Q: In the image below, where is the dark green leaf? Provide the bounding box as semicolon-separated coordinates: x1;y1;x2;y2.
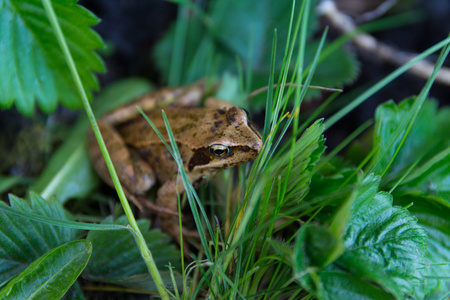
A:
307;40;360;88
316;269;395;300
153;0;358;95
293;175;428;298
0;0;104;115
294;225;341;271
372;99;449;177
0;240;92;299
0;193;82;286
305;157;358;219
31;79;153;203
395;195;450;298
84;216;181;291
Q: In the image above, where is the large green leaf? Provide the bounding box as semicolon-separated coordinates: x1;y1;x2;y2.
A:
315;269;395;300
0;193;82;286
338;192;427;298
372;99;449;177
31;78;152;203
293;175;428;299
84;216;182;291
0;0;104;115
0;240;92;299
395;195;450;298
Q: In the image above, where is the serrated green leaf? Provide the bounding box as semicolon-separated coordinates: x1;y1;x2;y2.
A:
269;119;326;212
84;215;181;291
0;0;105;115
293;175;429;298
0;199;127;231
395;195;450;298
372;99;448;178
32;78;152;203
0;193;82;286
0;240;92;299
338;180;428;297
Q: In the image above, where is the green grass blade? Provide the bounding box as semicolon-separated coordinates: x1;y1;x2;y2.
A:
161;110;214;260
0;201;126;231
40;1;169;298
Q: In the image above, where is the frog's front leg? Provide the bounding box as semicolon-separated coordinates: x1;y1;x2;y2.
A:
156;179;200;246
88;122;156;210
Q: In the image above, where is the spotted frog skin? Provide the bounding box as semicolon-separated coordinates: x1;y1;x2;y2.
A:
88;82;262;244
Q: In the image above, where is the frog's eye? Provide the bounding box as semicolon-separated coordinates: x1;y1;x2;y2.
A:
208;144;229;158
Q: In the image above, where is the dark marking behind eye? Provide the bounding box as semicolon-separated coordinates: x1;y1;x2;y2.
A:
188;148;212;171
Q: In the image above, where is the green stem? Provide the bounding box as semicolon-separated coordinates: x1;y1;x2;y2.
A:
40;1;169;299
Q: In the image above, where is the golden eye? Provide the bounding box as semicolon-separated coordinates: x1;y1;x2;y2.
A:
208;144;229;158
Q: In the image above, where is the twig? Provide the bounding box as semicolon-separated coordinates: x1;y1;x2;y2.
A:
355;0;399;23
317;0;450;87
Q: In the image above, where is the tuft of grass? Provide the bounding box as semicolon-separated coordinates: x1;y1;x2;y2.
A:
151;1;450;298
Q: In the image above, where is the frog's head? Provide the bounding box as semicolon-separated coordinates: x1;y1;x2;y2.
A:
188;106;262;171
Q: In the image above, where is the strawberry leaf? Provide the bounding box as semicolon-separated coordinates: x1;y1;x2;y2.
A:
0;240;91;299
0;193;82;286
0;0;104;115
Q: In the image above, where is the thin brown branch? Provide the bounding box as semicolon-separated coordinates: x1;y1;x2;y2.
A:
317;0;450;87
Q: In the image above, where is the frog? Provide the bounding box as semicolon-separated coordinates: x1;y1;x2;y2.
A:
87;81;262;246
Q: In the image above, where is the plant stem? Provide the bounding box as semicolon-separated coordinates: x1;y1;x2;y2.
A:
40;1;169;299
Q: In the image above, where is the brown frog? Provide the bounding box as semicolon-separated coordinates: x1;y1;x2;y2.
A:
88;81;262;244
